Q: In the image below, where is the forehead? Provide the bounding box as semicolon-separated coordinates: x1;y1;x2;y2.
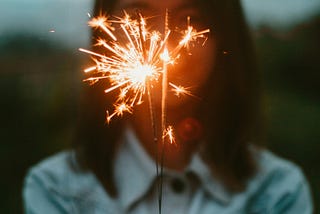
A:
114;0;194;12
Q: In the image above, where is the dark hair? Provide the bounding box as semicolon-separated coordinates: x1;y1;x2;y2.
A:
73;0;262;196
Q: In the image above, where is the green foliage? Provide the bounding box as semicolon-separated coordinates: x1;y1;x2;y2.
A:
0;35;83;213
255;14;320;212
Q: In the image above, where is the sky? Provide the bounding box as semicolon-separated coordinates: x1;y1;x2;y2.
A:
241;0;320;28
0;0;319;48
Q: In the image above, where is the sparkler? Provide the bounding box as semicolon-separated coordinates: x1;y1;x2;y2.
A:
79;12;208;123
79;11;209;214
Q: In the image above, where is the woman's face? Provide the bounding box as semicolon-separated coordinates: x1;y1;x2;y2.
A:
113;0;216;108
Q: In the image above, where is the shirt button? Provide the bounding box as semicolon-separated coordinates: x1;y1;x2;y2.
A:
170;178;186;194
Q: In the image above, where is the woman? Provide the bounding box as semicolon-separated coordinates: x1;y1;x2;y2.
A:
23;0;313;213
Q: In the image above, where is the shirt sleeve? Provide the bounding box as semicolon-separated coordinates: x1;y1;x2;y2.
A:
23;168;72;214
272;168;313;214
247;151;314;214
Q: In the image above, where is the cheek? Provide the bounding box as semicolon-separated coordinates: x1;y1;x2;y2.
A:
169;40;216;93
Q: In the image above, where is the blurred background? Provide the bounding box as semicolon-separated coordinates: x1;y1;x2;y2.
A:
0;0;319;212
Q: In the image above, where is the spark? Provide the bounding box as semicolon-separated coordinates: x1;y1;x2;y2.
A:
179;26;210;48
106;102;133;123
178;16;210;50
169;82;199;99
80;12;209;123
88;16;117;41
163;126;176;145
160;48;170;63
84;66;96;73
169;82;192;97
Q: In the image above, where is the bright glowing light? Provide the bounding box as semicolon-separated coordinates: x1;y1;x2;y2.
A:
160;48;170;63
80;12;209;123
169;82;198;98
179;16;210;50
163;126;176;145
106;102;133;123
88;16;117;41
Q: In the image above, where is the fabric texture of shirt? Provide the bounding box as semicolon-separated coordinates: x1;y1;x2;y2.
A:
23;128;313;213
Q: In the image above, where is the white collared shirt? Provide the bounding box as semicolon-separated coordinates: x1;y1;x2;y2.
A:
23;128;313;213
114;128;233;213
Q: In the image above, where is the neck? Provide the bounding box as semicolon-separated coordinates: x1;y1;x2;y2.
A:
131;102;200;171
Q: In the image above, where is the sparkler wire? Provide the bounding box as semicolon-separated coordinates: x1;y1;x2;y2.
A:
158;9;170;214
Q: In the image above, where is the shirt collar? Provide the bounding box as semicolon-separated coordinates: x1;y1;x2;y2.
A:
187;154;232;204
114;127;157;211
114;127;232;211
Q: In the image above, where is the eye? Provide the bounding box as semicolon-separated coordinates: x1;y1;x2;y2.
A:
170;8;206;29
113;1;157;18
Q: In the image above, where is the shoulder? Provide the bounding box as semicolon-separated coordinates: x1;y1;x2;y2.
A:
245;148;313;213
23;151;117;213
24;151;92;197
254;148;306;184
